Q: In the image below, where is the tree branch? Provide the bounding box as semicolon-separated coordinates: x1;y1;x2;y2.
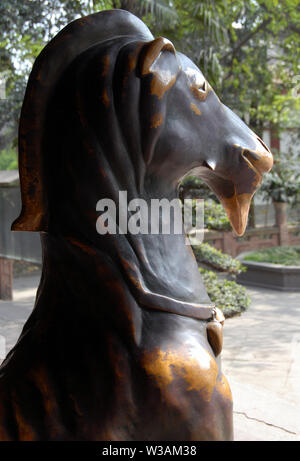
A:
220;17;272;63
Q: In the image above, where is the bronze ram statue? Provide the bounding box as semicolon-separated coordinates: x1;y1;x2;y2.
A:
0;9;272;440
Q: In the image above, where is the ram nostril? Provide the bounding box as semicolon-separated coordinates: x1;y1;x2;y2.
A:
243;149;260;162
243;148;273;174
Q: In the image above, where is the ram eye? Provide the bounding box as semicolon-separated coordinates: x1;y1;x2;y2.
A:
185;67;208;100
192;79;207;100
197;80;206;92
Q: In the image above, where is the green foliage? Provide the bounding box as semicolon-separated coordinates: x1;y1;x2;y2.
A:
193;243;245;274
244;245;300;266
217;0;300;131
180;176;216;200
1;0;300;151
153;0;228;83
180;179;231;231
181;194;231;232
200;267;251;318
0;146;17;170
116;0;178;26
204;199;231;231
260;148;300;203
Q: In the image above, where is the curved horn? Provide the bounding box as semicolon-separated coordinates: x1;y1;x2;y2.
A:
12;9;153;231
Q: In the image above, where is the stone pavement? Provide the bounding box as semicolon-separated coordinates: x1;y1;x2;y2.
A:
0;273;299;441
222;287;300;441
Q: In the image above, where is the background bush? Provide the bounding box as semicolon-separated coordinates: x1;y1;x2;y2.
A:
244;245;300;266
192;242;245;274
200;268;251;318
0;146;17;170
204;199;231;231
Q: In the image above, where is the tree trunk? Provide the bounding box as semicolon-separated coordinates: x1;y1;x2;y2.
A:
274;201;287;227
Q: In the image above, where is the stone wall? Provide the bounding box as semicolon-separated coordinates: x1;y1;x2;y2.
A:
204;225;300;258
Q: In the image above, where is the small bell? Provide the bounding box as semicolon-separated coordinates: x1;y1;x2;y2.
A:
207;307;224;357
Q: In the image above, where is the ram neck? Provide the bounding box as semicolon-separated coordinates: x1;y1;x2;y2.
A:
30;183;212;336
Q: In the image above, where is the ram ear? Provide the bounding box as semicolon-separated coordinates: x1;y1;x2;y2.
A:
139;37;179;100
140;37;176;75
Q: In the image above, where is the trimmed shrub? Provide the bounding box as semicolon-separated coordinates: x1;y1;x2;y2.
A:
200;268;251;318
193;243;246;274
204;199;231;231
243;245;300;266
180;176;216;200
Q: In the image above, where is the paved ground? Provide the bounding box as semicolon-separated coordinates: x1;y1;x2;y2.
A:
0;273;299;441
222;287;300;441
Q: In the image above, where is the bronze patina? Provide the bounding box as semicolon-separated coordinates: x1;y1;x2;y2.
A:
0;10;272;441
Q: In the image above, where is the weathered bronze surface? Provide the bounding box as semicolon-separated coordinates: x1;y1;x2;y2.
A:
0;10;272;441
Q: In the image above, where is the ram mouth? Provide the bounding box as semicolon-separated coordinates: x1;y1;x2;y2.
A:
188;163;262;236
